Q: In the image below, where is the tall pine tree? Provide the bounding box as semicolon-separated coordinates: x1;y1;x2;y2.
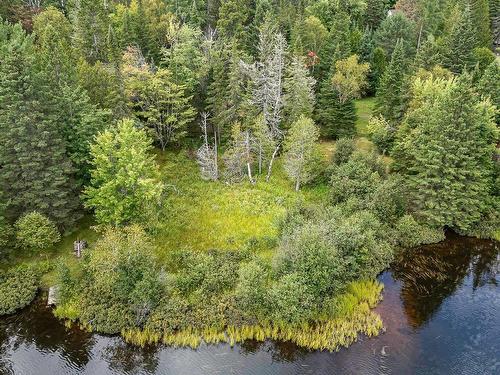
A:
0;22;80;229
470;0;492;48
375;39;409;125
393;74;498;231
316;70;357;139
444;4;478;73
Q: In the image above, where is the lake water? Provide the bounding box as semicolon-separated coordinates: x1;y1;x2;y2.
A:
1;234;499;375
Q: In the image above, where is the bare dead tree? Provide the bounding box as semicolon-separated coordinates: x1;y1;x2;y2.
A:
240;28;287;182
196;112;218;181
244;130;255;184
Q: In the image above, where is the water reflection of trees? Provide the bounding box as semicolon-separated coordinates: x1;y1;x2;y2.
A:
391;235;499;329
240;339;309;362
0;293;96;370
102;340;159;374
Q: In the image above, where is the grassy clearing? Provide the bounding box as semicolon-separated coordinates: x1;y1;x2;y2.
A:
355;97;375;136
153;150;327;260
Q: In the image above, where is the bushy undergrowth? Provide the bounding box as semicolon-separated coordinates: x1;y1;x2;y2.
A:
55;221;386;351
0;263;47;315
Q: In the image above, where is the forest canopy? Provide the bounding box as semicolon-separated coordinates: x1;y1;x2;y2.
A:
0;0;498;352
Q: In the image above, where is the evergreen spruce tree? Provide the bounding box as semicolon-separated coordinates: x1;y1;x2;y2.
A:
470;0;492;48
0;22;80;229
365;0;386;29
207;42;250;143
419;0;447;38
55;84;111;186
375;39;409;125
283;56;316;127
316;70;357;139
393;74;498;231
477;60;500;123
414;35;443;70
489;0;499;52
217;0;253;50
71;0;111;63
316;12;351;82
374;12;417;58
444;4;478;73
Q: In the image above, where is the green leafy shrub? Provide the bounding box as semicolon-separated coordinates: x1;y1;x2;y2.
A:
456;201;500;240
330;151;385;204
332;137;355;165
269;272;314;324
234;259;270;320
62;226;162;334
366;115;395;153
275;222;347;299
394;215;445;248
14;211;60;253
0;216;14;259
367;175;408;224
0;264;39;315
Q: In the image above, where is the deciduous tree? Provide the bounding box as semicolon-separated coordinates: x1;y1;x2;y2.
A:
84;119;163;226
283;116;320;191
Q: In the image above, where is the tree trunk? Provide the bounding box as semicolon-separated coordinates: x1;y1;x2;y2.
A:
266;143;280;182
214;127;218;180
245;131;255;184
258;144;262;174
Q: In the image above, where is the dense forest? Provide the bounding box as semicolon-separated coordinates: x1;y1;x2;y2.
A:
0;0;498;351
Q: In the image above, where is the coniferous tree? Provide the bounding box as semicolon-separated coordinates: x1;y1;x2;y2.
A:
365;0;387;29
217;0;253;49
419;0;447;38
371;46;387;92
167;0;207;27
207;42;250;143
393;74;498;232
375;12;417;58
32;7;110;187
414;35;443;70
444;4;478;73
316;73;357;139
476;60;500;123
316;13;351;82
490;0;499;51
0;22;80;229
71;0;111;63
283;56;316;127
55;84;111;186
375;39;409;125
470;0;492;48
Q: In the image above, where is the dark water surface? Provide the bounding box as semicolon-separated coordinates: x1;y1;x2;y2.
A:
1;235;499;375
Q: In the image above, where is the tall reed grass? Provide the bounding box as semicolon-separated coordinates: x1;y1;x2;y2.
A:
120;280;384;351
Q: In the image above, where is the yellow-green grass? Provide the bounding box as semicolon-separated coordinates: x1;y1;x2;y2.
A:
355;97;376;136
153;150;327;260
